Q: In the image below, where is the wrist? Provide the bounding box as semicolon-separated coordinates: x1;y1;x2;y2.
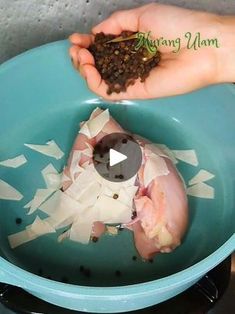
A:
214;15;235;84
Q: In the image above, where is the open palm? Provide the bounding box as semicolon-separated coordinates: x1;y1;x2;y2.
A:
69;3;222;100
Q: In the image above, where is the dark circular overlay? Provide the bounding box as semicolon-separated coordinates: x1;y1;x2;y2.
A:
93;133;142;182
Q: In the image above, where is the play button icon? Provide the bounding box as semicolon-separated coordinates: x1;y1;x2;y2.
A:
109;149;127;167
93;133;142;182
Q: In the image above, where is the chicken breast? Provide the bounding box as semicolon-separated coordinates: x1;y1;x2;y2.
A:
61;107;188;258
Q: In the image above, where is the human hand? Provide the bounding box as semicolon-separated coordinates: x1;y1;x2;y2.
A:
69;3;235;100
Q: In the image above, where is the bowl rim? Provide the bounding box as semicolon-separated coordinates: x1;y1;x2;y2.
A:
0;40;234;297
0;235;234;297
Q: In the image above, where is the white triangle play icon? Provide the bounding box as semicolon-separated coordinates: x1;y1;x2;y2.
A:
109;149;127;167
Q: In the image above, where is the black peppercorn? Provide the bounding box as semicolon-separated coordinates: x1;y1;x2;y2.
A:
88;31;160;95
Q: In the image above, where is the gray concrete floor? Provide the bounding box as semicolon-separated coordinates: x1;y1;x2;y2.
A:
1;0;235;64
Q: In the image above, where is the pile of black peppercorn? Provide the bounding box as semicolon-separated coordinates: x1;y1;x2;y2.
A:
88;31;161;95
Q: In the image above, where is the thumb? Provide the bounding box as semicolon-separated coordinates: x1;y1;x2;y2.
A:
92;4;153;35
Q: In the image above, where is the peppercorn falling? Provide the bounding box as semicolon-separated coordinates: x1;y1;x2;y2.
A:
88;31;161;95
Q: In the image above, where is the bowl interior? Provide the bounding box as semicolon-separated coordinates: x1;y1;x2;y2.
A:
0;41;234;286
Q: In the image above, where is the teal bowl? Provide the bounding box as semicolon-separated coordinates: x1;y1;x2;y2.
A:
0;40;234;312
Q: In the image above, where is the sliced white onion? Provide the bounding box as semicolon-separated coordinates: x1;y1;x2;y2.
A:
0;155;27;168
81;143;93;157
187;182;214;199
58;229;71;243
155;144;178;164
69;150;83;182
90;107;102;119
188;170;215;186
144;154;169;187
38;190;61;215
95;172;137;192
79;123;90;137
79;109;110;138
8;217;55;249
27;188;56;215
95;195;132;224
61;173;71;184
8;229;36;249
44;212;77;230
70;219;93;244
77;181;102;207
172;150;198;166
23;200;32;209
65;169;96;200
85;142;94;152
118;186;139;207
27;216;56;236
145;144;168;158
39;190;83;217
0;179;23;201
24;140;64;160
41;163;61;189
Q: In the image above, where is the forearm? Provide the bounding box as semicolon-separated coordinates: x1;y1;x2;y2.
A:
215;16;235;83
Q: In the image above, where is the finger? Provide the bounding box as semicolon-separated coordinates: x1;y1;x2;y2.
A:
81;65;150;100
92;3;155;35
78;48;95;66
69;33;94;48
81;64;104;94
69;45;82;69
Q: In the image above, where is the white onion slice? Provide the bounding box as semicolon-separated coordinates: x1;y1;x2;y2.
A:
61;173;71;184
155;144;178;164
188;170;215;186
79;123;90;137
90;107;101;119
41;163;61;189
145;144;168;158
44;212;77;230
58;229;71;243
23;200;32;209
38;190;61;215
39;190;83;216
69;150;83;181
81;143;93;157
79;109;110;138
144;154;169;187
27;216;56;236
77;181;102;207
8;217;55;249
172;150;198;166
24;140;64;160
65;169;96;200
118;186;139;207
95;195;132;224
8;230;36;249
70;219;93;244
0;155;27;168
187;182;214;199
27;188;56;215
0;179;23;201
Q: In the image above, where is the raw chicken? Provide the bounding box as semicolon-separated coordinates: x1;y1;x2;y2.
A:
132;157;188;259
61;107;188;259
